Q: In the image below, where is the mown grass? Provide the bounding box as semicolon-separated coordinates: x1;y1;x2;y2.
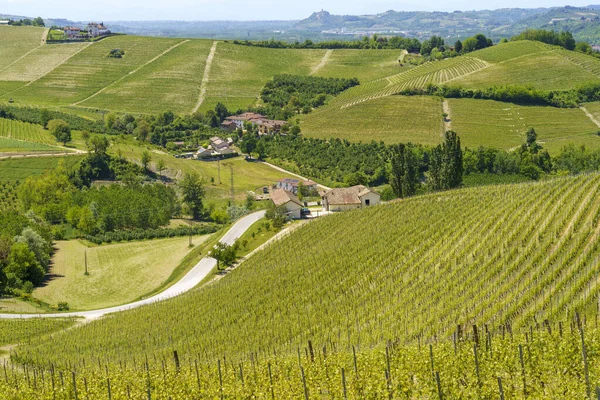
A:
79;40;214;114
34;235;210;311
0;137;63;153
301;95;444;144
448;98;600;152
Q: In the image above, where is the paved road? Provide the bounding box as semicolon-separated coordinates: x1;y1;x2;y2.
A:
0;211;265;320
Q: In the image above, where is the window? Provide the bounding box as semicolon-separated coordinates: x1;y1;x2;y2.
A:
365;199;370;206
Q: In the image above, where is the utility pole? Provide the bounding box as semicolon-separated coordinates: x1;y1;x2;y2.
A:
84;249;89;275
218;159;221;184
230;164;234;203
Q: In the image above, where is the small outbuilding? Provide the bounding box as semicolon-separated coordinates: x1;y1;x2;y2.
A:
271;189;303;219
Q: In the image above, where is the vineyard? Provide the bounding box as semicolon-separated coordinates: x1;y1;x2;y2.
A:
0;138;61;153
0;118;56;146
0;319;76;347
0;26;45;71
0;173;595;397
447;98;600;152
0;156;84;182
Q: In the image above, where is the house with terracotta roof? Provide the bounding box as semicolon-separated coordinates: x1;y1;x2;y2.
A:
224;112;287;134
88;22;110;37
321;185;380;212
225;113;266;128
277;178;317;195
64;26;81;38
271;189;303;219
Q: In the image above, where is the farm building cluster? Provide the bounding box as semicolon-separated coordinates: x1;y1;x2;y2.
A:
270;180;381;219
176;137;237;160
63;23;111;39
221;112;287;135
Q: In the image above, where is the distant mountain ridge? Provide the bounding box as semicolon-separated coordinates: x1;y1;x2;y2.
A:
5;5;600;43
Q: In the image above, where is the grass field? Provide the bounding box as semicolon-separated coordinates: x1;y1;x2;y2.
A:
11;173;600;399
301;95;444;144
448;98;600;152
34;235;210;310
0;156;84;182
0;26;44;71
469;40;551;63
78;40;214;114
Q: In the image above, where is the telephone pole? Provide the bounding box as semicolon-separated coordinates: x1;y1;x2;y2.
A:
84;249;89;275
218;159;221;184
230;164;234;203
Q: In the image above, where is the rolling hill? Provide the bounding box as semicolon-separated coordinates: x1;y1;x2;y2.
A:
8;173;600;398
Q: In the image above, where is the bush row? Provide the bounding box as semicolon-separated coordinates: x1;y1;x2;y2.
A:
83;224;220;244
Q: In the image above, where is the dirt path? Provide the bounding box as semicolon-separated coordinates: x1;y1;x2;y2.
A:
580;106;600;128
398;49;408;64
260;161;331;191
192;41;218;113
310;49;333;75
41;28;49;44
442;99;452;133
72;40;190;107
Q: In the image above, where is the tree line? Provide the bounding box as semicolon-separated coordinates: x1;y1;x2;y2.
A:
3;17;44;27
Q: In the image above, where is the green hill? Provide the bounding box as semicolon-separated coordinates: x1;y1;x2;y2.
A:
8;173;600;397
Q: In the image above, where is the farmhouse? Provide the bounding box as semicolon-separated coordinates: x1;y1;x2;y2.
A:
64;26;81;38
321;185;380;212
220;120;237;132
277;178;317;195
210;136;229;151
271;189;303;219
88;22;110;37
0;21;9;26
224;113;287;134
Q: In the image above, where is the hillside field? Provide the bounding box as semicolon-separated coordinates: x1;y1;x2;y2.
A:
6;173;600;398
34;235;210;311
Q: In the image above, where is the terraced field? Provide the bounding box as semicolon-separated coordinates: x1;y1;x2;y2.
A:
301;95;444;144
448;98;600;152
471;40;551;63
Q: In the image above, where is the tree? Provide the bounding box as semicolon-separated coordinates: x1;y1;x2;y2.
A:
14;228;50;271
211;241;237;270
454;40;463;53
390;143;419;198
134;120;150;142
576;41;592;54
214;103;229;122
88;135;110;154
5;242;45;288
440;130;463;189
33;17;45;27
141;151;152;171
180;173;205;220
40;108;51;129
105;113;117;130
48;119;71;146
156;159;166;179
462;37;478;53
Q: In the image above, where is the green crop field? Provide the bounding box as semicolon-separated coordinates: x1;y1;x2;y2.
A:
78;40;214;114
301;95;444;144
0;319;76;346
312;48;408;82
0;26;45;71
5;173;600;398
0;35;182;107
0;117;56;145
0;137;62;153
448;98;600;152
0;42;88;83
34;235;210;311
201;43;326;111
469;40;551;63
0;155;84;182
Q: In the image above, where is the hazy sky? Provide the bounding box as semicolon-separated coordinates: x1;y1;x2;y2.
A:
0;0;595;21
